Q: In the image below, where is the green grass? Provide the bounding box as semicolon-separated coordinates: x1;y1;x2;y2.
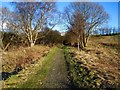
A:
4;47;59;88
17;47;58;88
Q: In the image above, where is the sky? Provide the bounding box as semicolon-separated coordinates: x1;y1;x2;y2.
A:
56;2;118;32
0;1;119;32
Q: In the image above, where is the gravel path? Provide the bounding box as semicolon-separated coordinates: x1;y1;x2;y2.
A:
42;49;71;88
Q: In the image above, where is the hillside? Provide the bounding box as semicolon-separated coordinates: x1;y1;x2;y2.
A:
65;35;120;88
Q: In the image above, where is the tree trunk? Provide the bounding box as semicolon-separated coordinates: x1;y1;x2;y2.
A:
83;32;86;47
86;36;89;45
3;43;10;51
30;42;35;47
3;35;14;51
77;41;80;51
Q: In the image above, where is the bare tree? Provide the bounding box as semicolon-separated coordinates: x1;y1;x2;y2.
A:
64;2;109;49
13;2;59;47
0;7;8;48
71;12;86;50
0;7;16;51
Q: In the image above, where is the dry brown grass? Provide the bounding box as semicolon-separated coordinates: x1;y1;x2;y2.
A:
70;35;120;87
2;45;50;72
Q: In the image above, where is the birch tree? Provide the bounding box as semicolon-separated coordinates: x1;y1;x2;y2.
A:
14;2;58;47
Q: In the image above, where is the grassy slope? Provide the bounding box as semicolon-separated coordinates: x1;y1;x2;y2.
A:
64;46;103;88
64;35;120;88
3;47;59;88
86;35;119;87
2;45;50;72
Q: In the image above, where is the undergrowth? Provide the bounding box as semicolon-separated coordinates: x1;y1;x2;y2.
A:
64;46;104;88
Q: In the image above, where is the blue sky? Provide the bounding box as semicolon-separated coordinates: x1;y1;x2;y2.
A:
0;1;118;32
99;2;118;28
56;2;118;32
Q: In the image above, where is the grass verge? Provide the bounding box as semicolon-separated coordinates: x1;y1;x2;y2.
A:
64;47;104;88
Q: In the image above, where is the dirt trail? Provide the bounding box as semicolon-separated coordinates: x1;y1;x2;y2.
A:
42;48;71;88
